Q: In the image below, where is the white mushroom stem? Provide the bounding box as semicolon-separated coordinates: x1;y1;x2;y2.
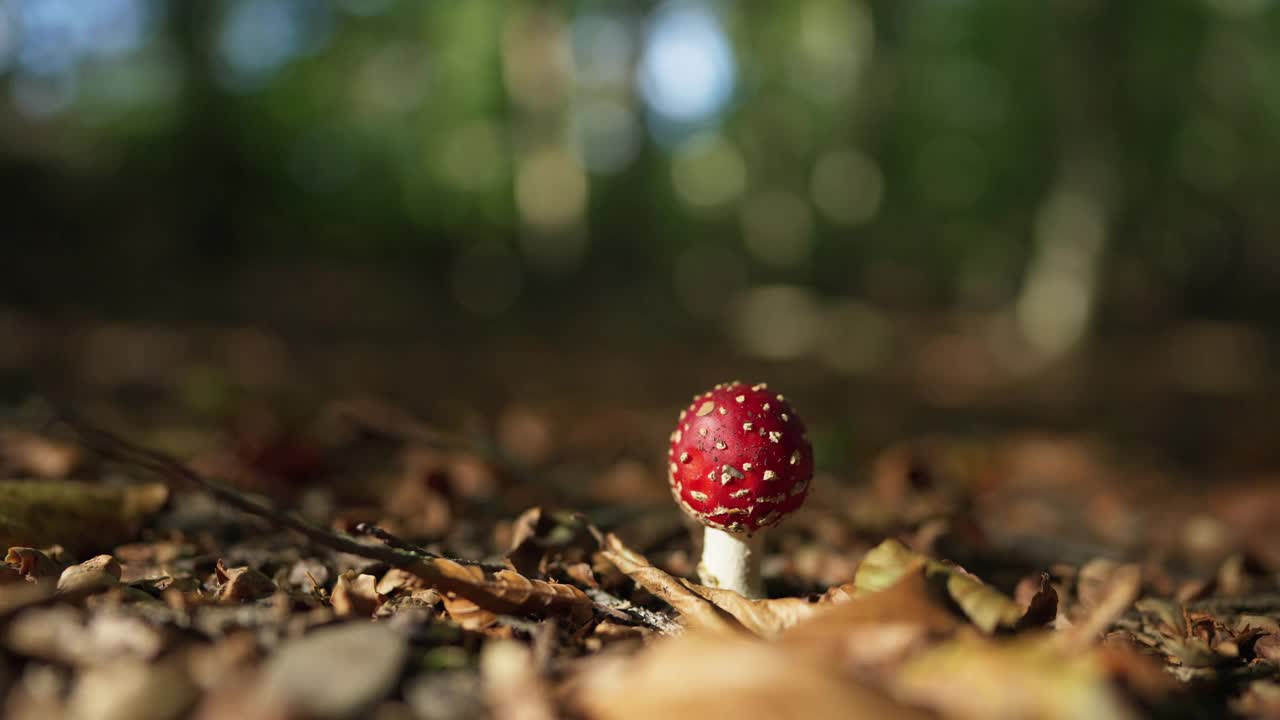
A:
697;526;764;598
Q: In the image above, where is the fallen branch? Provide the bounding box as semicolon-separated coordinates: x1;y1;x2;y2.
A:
64;418;594;625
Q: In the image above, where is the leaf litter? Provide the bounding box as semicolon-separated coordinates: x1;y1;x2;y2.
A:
0;408;1272;719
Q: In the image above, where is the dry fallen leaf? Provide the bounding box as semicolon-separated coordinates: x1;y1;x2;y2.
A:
781;566;961;672
0;430;84;479
214;560;276;602
248;622;409;719
6;547;65;580
1059;562;1141;649
435;561;593;631
57;555;122;597
602;533;821;636
569;631;932;720
331;571;384;618
892;633;1142;720
481;640;556;720
0;480;168;556
852;539;1037;633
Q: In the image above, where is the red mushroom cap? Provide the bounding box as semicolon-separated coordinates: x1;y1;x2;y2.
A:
667;381;814;535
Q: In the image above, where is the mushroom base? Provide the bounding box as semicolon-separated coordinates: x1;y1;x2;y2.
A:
697;526;764;598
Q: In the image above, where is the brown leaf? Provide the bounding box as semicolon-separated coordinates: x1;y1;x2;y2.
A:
600;532;744;635
600;533;826;636
0;480;168;556
1059;563;1141;649
248;622;409;719
331;571;384;618
5;547;65;580
569;631;932;720
56;554;122;597
0;429;83;479
781;567;961;672
214;560;276;602
506;507;601;579
1256;634;1280;662
893;633;1142;720
1014;572;1059;629
851;539;1026;633
481;640;556;720
434;561;592;631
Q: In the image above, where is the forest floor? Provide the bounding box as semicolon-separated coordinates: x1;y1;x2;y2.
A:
0;328;1278;719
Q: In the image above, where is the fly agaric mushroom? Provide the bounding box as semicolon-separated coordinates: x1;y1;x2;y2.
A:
667;381;814;598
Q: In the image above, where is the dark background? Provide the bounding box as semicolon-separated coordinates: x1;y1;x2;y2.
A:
2;0;1279;475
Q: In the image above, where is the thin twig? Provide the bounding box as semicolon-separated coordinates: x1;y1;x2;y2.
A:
351;522;508;572
586;587;681;634
61;417;591;620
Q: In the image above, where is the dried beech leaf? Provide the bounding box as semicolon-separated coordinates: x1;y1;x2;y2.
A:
853;539;1025;633
601;533;744;635
507;506;601;578
331;572;384;618
56;555;122;597
5;547;65;580
570;631;932;720
680;584;821;636
0;430;83;479
602;534;825;636
434;561;592;630
1059;563;1140;649
214;560;276;602
481;640;556;720
782;567;960;663
893;634;1142;720
0;480;168;556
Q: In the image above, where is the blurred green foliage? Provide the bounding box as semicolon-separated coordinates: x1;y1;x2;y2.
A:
2;0;1279;329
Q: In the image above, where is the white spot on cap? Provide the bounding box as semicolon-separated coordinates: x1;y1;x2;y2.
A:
742;462;753;471
751;383;767;391
696;401;715;417
780;413;789;422
742;422;753;431
735;395;745;403
721;464;744;481
763;403;771;411
679;452;690;463
690;490;708;502
718;406;727;415
768;431;782;443
715;440;727;450
699;427;708;437
763;470;777;481
776;394;785;401
669;462;677;474
675;429;683;443
730;488;751;499
789;450;800;465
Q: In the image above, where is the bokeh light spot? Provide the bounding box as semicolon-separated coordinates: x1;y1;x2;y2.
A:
570;99;641;175
438;121;508;193
670;131;746;210
515;145;588;232
638;1;736;124
733;284;823;360
811;147;883;225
